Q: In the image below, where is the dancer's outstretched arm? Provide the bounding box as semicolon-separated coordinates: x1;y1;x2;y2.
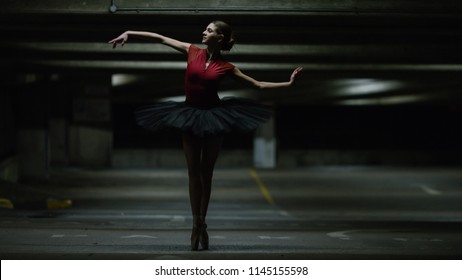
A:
109;31;191;54
232;66;303;89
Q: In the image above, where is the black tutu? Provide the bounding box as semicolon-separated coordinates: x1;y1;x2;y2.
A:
135;97;273;137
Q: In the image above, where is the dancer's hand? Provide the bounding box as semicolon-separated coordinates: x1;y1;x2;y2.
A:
108;32;128;48
289;66;303;85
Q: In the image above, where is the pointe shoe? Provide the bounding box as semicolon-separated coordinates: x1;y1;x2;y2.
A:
191;224;201;251
199;223;209;250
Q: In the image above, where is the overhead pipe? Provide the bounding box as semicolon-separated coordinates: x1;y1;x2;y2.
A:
108;0;462;14
108;0;357;14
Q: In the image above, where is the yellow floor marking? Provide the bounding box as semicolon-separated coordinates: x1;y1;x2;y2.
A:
0;198;14;209
249;168;274;205
47;199;72;209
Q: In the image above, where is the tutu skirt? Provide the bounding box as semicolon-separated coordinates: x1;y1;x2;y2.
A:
135;97;273;137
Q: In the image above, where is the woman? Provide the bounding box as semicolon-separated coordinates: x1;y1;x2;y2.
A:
109;20;302;251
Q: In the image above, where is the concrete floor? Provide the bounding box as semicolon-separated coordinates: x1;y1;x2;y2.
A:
1;166;462;259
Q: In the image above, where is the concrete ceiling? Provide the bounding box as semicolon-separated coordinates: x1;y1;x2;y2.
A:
1;0;462;105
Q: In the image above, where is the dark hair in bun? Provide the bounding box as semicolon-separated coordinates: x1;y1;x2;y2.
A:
212;20;235;51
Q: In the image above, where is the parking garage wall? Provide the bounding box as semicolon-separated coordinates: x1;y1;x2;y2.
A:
0;86;18;182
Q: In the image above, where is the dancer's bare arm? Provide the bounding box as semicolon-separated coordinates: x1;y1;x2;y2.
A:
232;66;303;89
109;31;191;54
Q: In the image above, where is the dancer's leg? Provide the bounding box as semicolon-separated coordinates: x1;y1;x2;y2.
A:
183;132;223;250
182;133;203;218
182;132;205;250
195;134;223;250
200;135;224;220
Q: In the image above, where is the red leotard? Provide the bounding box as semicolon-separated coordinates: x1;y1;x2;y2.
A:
185;45;235;108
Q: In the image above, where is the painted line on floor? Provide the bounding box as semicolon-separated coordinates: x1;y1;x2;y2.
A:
211;236;227;239
327;230;357;240
120;235;157;239
249;168;274;205
51;234;88;238
258;236;292;240
170;215;185;223
418;184;441;196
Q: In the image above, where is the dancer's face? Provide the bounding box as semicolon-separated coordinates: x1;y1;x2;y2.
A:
202;23;223;46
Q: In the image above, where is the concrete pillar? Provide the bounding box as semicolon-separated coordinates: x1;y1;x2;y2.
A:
48;75;71;166
15;74;50;180
68;76;113;167
253;116;276;168
49;119;68;164
18;129;49;180
69;125;112;167
0;83;19;182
